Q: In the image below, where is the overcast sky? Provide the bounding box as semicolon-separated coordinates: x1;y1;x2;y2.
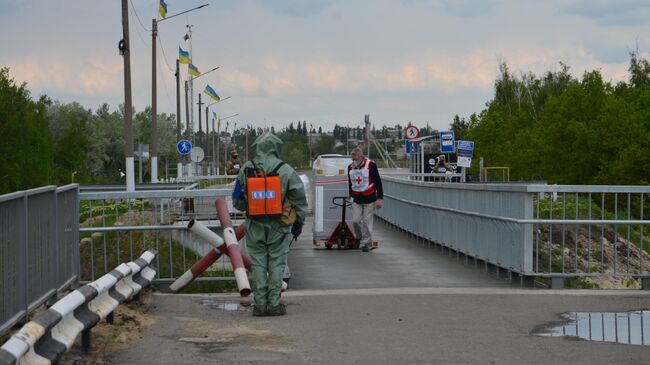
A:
1;0;649;132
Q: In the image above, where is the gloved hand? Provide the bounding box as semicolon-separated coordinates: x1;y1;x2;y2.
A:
291;221;303;239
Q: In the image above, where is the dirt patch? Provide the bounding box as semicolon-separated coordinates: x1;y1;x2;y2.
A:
60;290;158;365
176;316;291;356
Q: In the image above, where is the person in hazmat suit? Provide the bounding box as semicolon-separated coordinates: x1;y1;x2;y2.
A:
232;132;307;316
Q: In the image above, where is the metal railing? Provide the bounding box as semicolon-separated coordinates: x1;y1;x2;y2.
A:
375;177;650;287
0;185;80;336
78;187;241;285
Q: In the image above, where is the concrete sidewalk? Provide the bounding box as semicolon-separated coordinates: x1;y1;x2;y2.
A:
109;290;650;364
107;217;650;364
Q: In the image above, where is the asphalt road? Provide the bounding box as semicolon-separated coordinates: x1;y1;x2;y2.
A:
107;217;650;364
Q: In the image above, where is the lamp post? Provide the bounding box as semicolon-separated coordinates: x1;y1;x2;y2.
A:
151;3;209;183
309;123;313;167
214;113;238;174
204;97;232;173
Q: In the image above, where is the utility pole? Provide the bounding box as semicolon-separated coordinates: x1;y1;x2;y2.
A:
365;114;371;158
216;118;220;174
197;93;204;134
186;24;194;132
150;18;158;183
151;4;208;181
346;124;349;155
205;104;210;173
175;59;182;179
184;81;190;136
309;123;313;167
121;0;135;191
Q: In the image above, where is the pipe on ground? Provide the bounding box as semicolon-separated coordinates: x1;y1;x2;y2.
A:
169;221;247;293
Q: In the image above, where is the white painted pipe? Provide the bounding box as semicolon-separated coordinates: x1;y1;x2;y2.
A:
187;219;225;248
223;225;251;297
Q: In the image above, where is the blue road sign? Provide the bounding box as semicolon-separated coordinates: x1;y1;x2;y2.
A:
457;140;474;152
406;140;419;154
177;139;192;155
440;131;455;153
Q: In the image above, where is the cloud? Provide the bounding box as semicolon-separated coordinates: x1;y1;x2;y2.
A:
223;51;499;98
0;0;25;16
560;0;650;26
401;0;502;17
7;57;122;98
257;0;337;17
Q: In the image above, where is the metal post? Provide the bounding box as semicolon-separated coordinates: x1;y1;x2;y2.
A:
176;59;182;178
150;18;158;183
82;328;92;351
121;0;135;191
197;93;203;134
184;81;190;136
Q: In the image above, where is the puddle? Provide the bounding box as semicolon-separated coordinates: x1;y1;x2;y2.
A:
535;310;650;346
199;299;242;311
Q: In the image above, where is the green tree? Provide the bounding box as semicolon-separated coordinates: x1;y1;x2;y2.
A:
0;68;53;193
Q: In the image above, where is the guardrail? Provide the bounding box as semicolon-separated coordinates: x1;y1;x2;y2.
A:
0;185;80;337
376;177;650;288
0;250;156;365
78;188;239;285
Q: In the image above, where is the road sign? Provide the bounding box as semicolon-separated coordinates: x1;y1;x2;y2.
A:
456;140;474;168
177;139;192;155
405;125;420;140
190;147;205;162
405;140;419;154
440;131;455;153
457;140;474;151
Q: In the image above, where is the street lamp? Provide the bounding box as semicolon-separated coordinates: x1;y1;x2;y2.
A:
214;114;238;173
151;3;209;183
309;123;313;167
204;98;232;173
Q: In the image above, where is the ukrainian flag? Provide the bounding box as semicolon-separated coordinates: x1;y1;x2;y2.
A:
178;47;190;64
188;63;200;77
159;0;167;18
204;85;220;102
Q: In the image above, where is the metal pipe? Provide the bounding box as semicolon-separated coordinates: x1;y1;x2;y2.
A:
215;198;251;297
170;220;247;292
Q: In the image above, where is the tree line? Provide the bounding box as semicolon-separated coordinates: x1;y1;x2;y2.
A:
453;53;650;185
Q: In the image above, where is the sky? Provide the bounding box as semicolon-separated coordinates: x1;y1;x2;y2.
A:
1;0;650;132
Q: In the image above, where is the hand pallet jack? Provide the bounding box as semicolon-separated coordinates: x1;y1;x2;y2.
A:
324;196;357;249
323;197;379;250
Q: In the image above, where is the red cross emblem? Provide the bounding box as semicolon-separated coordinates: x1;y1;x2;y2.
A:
355;176;362;185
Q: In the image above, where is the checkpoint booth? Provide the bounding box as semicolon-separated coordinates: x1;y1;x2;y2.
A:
311;154;353;247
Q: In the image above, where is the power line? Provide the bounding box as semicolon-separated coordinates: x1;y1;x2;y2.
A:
129;0;152;32
129;5;149;47
157;34;176;73
157;52;175;109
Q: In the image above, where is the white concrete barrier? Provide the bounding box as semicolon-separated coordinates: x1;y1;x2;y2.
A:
0;250;157;365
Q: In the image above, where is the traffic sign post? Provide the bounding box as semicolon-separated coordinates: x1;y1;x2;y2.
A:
440;131;455;153
405;140;419;154
405;125;420;140
177;139;192;155
456;140;474;168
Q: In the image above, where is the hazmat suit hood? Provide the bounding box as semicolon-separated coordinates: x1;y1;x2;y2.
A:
251;132;283;172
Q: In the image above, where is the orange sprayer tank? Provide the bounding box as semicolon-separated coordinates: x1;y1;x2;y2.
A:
247;173;283;216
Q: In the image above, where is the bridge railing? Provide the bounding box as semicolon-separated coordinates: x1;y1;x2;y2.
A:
78;188;239;285
0;185;80;336
376;177;650;288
